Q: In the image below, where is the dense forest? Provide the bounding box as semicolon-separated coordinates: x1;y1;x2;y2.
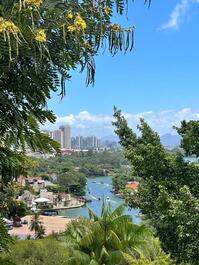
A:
29;150;129;177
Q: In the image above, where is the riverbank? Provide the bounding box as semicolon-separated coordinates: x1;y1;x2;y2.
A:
52;200;85;210
57;176;140;223
9;215;72;239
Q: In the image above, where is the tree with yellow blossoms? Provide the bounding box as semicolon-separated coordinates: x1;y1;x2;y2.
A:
0;0;150;186
0;0;152;257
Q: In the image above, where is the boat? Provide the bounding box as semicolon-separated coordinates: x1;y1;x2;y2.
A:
86;199;92;203
98;197;101;201
115;193;124;198
106;196;110;200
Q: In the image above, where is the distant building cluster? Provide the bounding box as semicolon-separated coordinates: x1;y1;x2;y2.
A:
43;125;71;149
40;124;120;154
71;136;101;150
43;124;102;150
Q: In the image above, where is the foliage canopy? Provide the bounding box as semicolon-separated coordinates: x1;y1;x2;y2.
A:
113;107;199;264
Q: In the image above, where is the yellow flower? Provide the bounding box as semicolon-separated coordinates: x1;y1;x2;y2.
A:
4;21;19;33
24;0;43;8
67;25;76;32
112;23;120;31
35;29;46;42
74;14;87;31
66;10;73;20
0;17;19;33
66;14;87;33
104;7;111;15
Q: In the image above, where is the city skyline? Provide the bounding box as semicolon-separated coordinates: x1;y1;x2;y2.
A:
42;107;199;138
44;124;104;150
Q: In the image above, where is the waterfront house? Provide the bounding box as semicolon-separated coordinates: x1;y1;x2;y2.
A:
40;190;55;204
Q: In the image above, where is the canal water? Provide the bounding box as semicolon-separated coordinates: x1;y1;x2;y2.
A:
58;176;140;224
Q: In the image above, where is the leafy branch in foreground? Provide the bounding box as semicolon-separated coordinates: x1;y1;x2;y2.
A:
0;0;149;192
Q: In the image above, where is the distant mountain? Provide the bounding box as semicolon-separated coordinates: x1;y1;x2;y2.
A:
101;134;119;143
102;133;181;148
160;133;181;147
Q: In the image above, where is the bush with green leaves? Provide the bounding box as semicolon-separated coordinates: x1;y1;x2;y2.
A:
7;238;69;265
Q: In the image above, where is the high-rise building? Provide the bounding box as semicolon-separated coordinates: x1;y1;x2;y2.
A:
43;125;71;149
53;130;62;146
71;135;101;149
59;125;71;149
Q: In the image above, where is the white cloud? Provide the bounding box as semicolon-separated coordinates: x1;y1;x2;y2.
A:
159;0;199;30
42;108;199;137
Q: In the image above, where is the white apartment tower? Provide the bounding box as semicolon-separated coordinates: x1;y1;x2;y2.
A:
44;125;71;149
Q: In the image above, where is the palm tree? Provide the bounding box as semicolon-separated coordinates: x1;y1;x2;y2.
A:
29;213;45;239
0;217;13;252
65;203;172;265
35;224;46;239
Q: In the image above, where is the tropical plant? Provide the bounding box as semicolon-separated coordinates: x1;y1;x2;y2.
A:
65;203;172;265
30;213;45;239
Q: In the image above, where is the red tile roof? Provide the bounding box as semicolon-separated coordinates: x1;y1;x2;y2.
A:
126;181;139;191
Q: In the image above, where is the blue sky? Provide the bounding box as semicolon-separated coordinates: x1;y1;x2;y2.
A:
46;1;199;137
